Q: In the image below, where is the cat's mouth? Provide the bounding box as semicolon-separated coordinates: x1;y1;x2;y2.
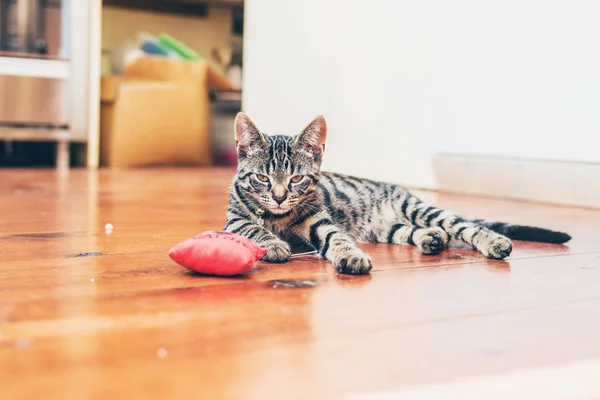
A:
267;204;291;215
256;196;295;215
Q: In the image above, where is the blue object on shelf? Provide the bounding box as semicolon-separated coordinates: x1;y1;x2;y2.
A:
141;41;170;57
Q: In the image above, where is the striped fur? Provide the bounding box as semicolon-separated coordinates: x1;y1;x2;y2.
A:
224;113;571;275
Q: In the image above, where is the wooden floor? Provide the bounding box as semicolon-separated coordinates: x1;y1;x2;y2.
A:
2;168;600;399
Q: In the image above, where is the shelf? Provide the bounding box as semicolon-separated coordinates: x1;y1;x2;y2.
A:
0;56;70;79
103;0;208;17
0;126;70;142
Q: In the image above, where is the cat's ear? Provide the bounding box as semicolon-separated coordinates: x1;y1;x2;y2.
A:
235;112;268;155
293;115;327;154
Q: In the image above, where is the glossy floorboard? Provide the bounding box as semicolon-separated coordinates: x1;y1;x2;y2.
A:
1;168;599;399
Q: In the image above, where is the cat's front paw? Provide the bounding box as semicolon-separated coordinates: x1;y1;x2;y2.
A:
261;240;291;263
418;227;448;255
482;235;513;259
334;248;372;275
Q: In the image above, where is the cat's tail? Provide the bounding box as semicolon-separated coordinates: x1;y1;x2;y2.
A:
470;219;571;244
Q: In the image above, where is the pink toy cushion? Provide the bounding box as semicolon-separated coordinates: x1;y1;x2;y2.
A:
169;231;267;276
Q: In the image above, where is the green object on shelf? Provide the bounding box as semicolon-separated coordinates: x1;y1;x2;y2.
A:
157;33;202;61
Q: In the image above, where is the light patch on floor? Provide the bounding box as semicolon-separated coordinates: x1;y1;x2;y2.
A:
352;358;600;400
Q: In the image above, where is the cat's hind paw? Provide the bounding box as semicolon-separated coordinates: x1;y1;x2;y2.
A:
417;227;448;255
482;236;513;259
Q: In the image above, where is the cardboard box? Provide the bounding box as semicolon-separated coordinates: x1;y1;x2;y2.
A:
100;56;235;167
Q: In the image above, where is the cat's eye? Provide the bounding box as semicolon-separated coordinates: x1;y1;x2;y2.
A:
256;174;270;182
290;175;304;184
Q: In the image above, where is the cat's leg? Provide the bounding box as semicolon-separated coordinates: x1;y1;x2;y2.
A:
393;194;513;259
292;210;372;275
443;218;513;259
224;216;291;263
371;223;450;255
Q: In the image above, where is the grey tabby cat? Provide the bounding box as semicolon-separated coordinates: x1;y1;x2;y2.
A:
224;113;571;275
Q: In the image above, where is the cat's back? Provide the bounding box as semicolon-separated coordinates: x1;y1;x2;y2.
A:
317;171;399;207
320;171;390;192
311;172;404;236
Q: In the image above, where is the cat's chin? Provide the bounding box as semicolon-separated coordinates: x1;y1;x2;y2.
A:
268;207;292;215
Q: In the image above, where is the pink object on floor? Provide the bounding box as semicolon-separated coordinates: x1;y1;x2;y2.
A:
169;231;267;276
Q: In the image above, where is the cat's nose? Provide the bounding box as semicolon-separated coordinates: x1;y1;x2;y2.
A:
272;193;287;205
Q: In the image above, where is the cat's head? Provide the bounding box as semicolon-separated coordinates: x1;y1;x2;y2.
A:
233;112;327;215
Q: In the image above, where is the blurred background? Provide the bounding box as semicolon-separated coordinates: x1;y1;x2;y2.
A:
0;0;598;208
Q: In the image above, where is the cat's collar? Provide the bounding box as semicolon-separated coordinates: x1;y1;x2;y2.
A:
254;206;294;221
255;207;265;226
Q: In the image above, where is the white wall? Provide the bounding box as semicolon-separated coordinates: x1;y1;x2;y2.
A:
431;0;600;164
243;0;439;188
243;0;600;189
242;0;333;132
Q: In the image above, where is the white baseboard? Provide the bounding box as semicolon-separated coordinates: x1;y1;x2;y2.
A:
433;154;600;209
